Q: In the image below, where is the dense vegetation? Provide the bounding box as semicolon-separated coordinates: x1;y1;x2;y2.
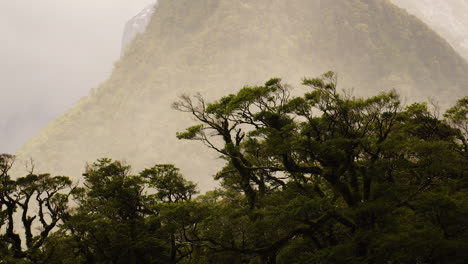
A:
15;0;468;186
2;73;467;263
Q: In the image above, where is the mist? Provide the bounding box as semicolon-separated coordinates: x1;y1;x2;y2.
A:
0;0;155;153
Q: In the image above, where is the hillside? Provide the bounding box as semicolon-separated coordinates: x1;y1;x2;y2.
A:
390;0;468;61
15;0;468;190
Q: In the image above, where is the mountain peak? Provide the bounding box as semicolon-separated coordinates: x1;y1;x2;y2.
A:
121;2;158;57
15;0;468;190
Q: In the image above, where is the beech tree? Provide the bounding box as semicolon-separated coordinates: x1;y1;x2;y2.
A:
45;159;198;264
2;73;466;264
0;154;75;263
175;72;468;263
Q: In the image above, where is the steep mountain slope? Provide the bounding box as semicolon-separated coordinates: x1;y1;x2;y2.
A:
15;0;468;190
390;0;468;61
121;3;157;57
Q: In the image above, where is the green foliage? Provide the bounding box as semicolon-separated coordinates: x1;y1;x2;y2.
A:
174;72;468;263
444;96;468;137
3;73;467;263
141;164;197;202
176;125;204;140
47;160;198;264
0;154;75;263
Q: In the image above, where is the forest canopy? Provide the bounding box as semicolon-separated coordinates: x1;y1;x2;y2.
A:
1;72;467;264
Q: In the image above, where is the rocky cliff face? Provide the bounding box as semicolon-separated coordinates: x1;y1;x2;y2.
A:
15;0;468;191
390;0;468;60
121;2;157;57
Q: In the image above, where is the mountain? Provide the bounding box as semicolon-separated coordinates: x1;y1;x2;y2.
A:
15;0;468;190
121;2;157;57
390;0;468;61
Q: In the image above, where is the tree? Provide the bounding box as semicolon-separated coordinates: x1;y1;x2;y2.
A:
444;96;468;152
50;159;199;264
0;154;75;263
175;72;468;263
3;72;466;264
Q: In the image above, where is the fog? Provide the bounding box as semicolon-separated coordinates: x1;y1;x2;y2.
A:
0;0;155;153
2;0;467;187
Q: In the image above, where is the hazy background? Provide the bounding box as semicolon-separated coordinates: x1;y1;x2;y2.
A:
2;0;468;159
0;0;155;153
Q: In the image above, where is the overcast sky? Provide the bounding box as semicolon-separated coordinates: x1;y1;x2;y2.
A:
0;0;155;153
